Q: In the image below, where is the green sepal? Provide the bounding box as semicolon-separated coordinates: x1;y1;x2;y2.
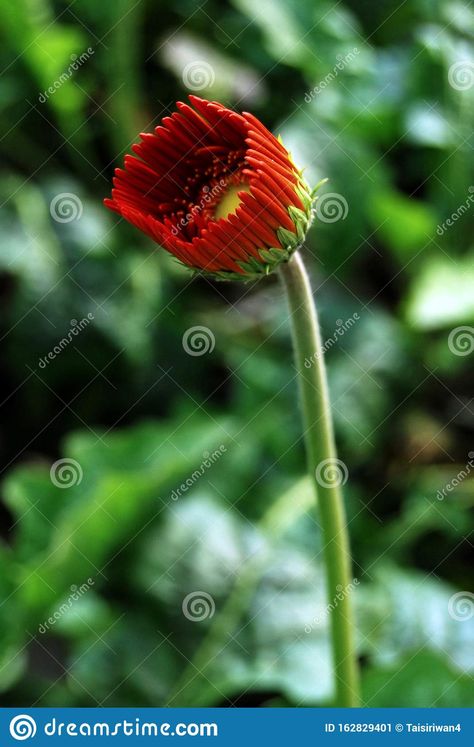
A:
287;207;308;243
277;227;299;251
289;205;307;222
259;247;285;264
311;178;329;199
239;256;267;274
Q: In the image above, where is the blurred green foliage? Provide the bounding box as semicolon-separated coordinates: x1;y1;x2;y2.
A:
0;0;473;707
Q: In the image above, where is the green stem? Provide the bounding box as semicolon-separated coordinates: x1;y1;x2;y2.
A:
278;250;359;707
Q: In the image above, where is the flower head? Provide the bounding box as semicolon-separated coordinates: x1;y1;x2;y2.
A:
105;97;315;280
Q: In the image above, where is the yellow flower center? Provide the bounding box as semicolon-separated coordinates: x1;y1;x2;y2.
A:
214;183;251;220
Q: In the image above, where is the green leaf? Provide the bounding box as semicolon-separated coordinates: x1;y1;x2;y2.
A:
357;566;474;676
6;413;235;620
367;189;438;259
0;643;27;695
405;254;474;329
362;651;474;707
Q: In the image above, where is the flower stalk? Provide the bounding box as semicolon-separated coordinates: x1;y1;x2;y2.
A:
105;96;360;705
279;250;359;707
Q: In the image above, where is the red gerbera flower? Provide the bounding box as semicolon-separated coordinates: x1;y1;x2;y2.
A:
104;96;316;280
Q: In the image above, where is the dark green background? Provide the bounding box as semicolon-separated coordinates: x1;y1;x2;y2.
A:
0;0;473;707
